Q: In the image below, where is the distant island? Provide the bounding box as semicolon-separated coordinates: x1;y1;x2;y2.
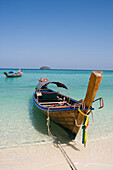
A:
40;66;51;70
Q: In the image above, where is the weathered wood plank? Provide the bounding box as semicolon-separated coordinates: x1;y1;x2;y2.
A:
73;71;103;136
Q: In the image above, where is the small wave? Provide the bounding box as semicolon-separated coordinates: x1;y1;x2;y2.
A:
0;139;54;149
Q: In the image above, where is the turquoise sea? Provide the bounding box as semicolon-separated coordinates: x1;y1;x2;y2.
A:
0;69;113;148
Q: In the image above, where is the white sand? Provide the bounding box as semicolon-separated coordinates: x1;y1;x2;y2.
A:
0;137;113;170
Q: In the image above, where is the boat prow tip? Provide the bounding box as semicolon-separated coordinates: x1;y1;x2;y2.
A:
92;71;103;77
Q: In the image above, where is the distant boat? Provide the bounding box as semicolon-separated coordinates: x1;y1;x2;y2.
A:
33;72;104;146
4;69;23;78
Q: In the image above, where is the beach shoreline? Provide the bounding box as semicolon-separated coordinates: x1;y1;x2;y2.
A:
0;136;113;170
0;69;113;170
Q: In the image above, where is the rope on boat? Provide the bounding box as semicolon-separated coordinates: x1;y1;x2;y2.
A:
74;97;104;147
46;108;77;170
77;105;90;147
73;99;93;147
57;140;77;170
93;97;104;109
75;111;94;127
74;97;104;127
67;89;70;103
46;97;104;165
74;99;86;127
47;108;56;139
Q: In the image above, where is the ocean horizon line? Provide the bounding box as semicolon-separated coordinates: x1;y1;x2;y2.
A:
0;68;113;71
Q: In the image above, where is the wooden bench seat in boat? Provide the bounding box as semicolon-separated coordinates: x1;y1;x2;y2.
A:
39;101;67;105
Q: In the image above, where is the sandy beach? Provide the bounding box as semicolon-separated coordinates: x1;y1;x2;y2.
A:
0;137;113;170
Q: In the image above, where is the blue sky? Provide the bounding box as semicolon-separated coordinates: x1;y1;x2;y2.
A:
0;0;113;69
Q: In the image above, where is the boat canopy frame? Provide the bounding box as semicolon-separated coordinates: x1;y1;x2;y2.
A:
36;81;68;91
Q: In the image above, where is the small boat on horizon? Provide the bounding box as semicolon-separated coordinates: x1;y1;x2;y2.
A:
4;69;23;78
33;71;104;146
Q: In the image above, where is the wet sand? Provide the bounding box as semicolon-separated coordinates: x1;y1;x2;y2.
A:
0;137;113;170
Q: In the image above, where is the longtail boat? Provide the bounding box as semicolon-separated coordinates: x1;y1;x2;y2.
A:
4;69;23;78
33;71;104;146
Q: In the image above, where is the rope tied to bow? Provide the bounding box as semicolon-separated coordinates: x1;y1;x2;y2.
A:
46;108;77;170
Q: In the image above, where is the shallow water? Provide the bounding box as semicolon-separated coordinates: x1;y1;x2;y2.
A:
0;69;113;147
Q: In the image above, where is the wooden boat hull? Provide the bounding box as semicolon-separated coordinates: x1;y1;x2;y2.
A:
33;93;78;138
33;71;103;139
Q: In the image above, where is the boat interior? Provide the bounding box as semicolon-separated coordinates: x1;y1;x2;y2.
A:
35;88;78;108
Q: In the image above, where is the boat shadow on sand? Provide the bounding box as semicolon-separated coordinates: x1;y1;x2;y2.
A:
29;98;80;151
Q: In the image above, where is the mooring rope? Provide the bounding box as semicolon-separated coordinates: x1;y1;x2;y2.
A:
47;108;56;139
57;140;77;170
46;108;77;170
